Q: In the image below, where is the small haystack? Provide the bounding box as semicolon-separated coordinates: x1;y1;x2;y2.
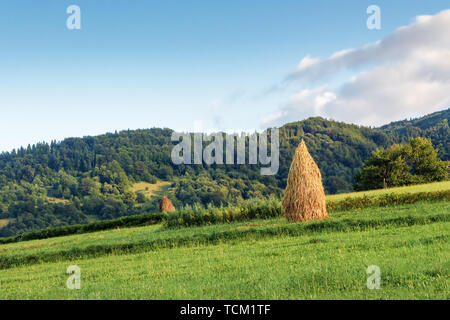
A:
282;140;328;222
159;196;175;213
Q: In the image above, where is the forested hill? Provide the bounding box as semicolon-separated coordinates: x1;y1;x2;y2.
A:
380;108;449;159
0;108;448;236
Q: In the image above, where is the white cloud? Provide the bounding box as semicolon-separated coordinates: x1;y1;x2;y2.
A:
261;111;282;126
287;10;450;82
264;10;450;127
296;56;320;71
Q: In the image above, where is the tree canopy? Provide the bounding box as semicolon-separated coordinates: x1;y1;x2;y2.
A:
355;137;449;190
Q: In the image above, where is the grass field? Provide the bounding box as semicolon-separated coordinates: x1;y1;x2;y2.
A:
0;219;11;228
132;181;172;201
47;197;70;204
0;192;448;299
326;180;450;201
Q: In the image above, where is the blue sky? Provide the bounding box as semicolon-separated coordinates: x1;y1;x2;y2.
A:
1;0;449;151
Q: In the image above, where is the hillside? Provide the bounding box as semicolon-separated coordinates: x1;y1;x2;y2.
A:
0;182;448;299
380;108;449;159
0;108;448;236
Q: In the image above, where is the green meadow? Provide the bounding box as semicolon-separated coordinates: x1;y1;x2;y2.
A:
326;180;450;201
0;182;449;299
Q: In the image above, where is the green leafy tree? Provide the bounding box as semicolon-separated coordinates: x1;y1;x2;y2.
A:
404;137;448;183
355;138;448;190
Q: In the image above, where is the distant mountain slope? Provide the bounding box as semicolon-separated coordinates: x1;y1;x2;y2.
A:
0;108;448;237
380;108;449;159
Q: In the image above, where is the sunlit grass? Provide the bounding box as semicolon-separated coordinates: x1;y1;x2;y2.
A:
327;181;450;202
0;219;11;228
0;182;448;300
131;181;172;200
0;221;448;299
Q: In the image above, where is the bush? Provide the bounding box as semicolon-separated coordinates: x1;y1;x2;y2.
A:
164;198;282;228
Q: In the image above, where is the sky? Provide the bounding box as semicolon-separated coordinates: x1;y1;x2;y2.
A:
0;0;449;152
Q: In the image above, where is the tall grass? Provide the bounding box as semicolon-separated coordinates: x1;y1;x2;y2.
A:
164;198;281;227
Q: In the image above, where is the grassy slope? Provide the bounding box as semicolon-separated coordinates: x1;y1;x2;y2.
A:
0;201;448;268
326;180;450;201
0;221;448;299
0;219;11;228
0;199;448;299
131;181;172;201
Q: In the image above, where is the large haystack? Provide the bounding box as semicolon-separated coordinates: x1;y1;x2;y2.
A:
282;140;328;222
159;196;175;212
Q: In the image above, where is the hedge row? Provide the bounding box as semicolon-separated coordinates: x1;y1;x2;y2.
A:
164;198;281;228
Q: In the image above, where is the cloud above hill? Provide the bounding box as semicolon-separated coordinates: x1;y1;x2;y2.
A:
263;9;450;127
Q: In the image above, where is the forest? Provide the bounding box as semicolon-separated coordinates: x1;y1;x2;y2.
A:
0;108;448;236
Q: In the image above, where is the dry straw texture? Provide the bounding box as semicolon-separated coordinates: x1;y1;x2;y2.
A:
159;196;175;213
282;140;328;222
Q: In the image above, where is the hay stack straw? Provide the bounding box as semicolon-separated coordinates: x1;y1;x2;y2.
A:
159;196;175;212
282;140;328;222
